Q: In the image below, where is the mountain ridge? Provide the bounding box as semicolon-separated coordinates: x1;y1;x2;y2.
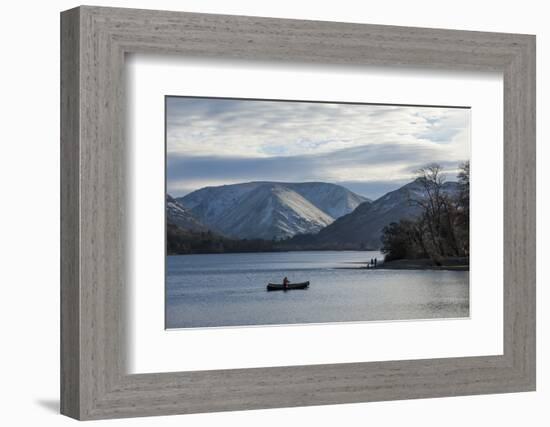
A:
176;181;369;240
308;179;460;249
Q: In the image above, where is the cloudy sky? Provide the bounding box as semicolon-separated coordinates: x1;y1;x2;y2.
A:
166;97;470;200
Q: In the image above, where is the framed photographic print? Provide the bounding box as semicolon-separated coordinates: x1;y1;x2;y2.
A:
164;96;473;329
61;6;536;420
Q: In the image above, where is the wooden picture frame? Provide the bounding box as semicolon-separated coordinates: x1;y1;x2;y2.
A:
60;5;536;420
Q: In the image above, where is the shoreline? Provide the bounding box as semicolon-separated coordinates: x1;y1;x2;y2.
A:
336;257;469;271
168;248;380;256
167;251;469;271
375;257;469;271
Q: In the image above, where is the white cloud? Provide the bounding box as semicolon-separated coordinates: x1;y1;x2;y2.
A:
166;97;470;198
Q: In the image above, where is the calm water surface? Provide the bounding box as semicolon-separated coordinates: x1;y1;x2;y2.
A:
166;251;469;328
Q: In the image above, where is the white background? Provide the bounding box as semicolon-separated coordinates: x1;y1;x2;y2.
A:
128;57;502;373
0;1;547;426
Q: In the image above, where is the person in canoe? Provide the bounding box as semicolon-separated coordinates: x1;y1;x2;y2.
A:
283;276;290;289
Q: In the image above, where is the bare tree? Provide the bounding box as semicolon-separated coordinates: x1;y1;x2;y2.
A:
382;162;470;263
456;161;470;255
411;164;464;259
411;165;447;260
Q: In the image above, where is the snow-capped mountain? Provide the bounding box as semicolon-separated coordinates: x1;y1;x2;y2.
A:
314;179;459;249
166;195;208;232
177;182;368;240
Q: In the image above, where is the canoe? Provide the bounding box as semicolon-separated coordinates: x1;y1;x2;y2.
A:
266;281;309;291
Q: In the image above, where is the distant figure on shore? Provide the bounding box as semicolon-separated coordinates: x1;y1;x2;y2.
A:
374;258;377;267
283;276;290;289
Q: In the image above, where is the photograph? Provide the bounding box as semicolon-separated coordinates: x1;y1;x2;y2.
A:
165;96;471;329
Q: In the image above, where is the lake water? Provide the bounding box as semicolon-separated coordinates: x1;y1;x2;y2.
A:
166;251;469;328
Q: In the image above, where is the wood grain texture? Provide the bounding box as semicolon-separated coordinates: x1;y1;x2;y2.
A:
60;6;536;420
60;7;80;419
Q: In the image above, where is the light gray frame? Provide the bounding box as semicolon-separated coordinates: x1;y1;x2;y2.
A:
61;5;536;420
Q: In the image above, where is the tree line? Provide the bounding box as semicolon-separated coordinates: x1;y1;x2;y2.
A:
381;162;469;264
166;223;279;255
